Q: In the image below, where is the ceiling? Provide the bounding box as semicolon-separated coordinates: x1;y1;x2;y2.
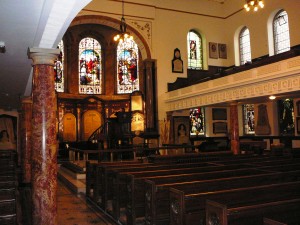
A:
1;0;287;112
0;0;90;111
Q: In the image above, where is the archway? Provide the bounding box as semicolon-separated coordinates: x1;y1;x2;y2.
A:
82;110;102;141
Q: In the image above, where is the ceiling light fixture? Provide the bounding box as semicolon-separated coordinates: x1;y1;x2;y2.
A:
269;95;276;100
0;41;6;53
244;0;264;12
113;0;133;43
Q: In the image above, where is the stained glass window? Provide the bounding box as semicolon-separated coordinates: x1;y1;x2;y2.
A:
243;104;255;135
79;37;102;94
187;30;203;70
273;10;290;54
278;99;294;135
239;27;252;65
54;41;64;92
190;107;205;136
117;39;139;94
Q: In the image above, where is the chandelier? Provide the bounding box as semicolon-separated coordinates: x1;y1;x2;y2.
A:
244;0;264;12
114;0;133;42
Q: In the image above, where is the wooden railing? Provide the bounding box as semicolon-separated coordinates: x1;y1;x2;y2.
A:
68;144;197;162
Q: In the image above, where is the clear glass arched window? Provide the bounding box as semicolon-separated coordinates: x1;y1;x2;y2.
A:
187;30;203;70
117;38;139;94
78;37;102;94
239;27;252;65
54;40;64;92
273;10;290;54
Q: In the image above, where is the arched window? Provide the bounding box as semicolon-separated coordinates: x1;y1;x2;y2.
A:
273;10;290;54
243;104;255;135
54;40;64;92
239;27;252;65
187;30;203;70
117;38;139;94
79;37;102;94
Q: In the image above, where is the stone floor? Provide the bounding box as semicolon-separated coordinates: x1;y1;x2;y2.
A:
57;181;117;225
18;180;117;225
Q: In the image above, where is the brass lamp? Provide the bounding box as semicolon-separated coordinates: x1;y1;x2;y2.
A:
244;0;264;12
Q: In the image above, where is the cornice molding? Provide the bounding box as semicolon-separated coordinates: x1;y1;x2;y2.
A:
165;56;300;111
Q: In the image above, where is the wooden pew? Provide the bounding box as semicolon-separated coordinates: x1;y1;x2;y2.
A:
86;161;146;200
103;162;215;213
143;168;273;225
106;156;292;223
117;164;256;225
111;155;277;219
205;181;300;225
94;162;154;207
207;156;294;167
147;151;232;163
145;160;300;225
0;152;17;225
94;154;287;206
169;170;300;225
0;188;16;224
263;210;300;225
106;155;268;220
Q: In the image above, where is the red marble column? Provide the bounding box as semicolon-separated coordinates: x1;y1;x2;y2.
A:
20;97;33;183
230;102;240;155
28;48;60;225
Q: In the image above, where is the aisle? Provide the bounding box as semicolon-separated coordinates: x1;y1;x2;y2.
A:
57;181;117;225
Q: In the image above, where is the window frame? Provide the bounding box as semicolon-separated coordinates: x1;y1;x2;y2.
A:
273;10;290;55
239;27;252;65
187;30;203;70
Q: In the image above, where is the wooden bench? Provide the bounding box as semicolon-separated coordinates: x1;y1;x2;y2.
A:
145;160;300;225
86;161;146;200
110;154;277;220
240;140;267;154
263;209;300;225
0;152;17;225
0;188;16;223
95;154;282;203
169;170;300;225
105;155;270;221
147;151;233;163
100;155;292;223
143;168;271;225
94;162;154;207
205;181;300;225
117;164;256;225
102;162;215;213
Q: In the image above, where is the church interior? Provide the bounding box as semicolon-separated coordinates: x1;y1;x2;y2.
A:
1;0;300;224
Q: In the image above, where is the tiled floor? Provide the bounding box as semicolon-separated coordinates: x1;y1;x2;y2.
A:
57;181;117;225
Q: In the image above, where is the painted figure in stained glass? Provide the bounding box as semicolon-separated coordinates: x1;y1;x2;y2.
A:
189;40;197;60
190;108;205;136
187;30;203;70
243;104;255;134
78;37;102;94
54;41;64;92
79;50;100;85
117;39;139;94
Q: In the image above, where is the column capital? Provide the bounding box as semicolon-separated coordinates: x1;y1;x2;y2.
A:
28;47;60;66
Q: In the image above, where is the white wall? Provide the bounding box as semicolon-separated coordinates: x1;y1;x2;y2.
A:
80;0;300;124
